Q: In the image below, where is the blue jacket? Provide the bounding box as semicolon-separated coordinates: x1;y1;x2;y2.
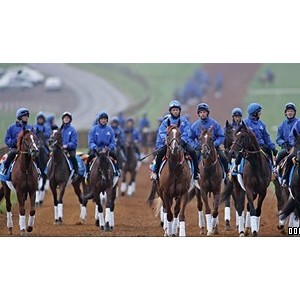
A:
156;115;191;149
288;120;300;146
139;117;150;132
124;128;141;143
33;123;51;140
191;117;225;149
112;126;125;147
244;117;275;150
61;123;78;150
88;124;116;151
5;121;33;149
276;117;298;148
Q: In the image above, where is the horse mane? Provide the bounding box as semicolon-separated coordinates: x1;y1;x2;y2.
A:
17;130;30;151
167;125;181;134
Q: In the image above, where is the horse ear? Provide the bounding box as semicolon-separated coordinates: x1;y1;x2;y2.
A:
167;118;171;127
226;120;229;127
177;119;181;128
241;121;247;129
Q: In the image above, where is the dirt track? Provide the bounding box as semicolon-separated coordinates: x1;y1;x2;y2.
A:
0;64;288;237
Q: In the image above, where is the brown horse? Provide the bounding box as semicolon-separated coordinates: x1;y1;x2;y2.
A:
82;149;118;231
47;130;84;224
195;126;223;235
152;120;192;237
229;121;272;236
1;130;39;235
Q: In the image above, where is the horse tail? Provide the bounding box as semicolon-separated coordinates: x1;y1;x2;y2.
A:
147;181;157;206
219;181;233;203
280;198;296;220
187;187;196;204
153;197;163;217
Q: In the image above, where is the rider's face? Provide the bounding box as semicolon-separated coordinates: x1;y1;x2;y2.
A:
99;118;108;125
233;115;242;123
170;108;180;117
198;110;208;119
63;116;71;124
37;117;45;125
286;109;296;119
21;115;29;122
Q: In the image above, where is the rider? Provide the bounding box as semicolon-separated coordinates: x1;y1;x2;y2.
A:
233;103;277;173
60;111;79;181
230;107;243;129
276;102;298;166
124;117;141;160
45;114;59;132
33;111;52;141
190;103;229;181
110;116;126;164
138;112;151;135
86;112;120;177
151;100;200;181
2;108;33;174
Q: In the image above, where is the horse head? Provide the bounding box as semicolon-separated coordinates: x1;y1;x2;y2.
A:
200;125;214;159
224;120;235;150
95;149;113;185
17;130;39;158
36;130;48;149
166;119;182;156
48;130;63;150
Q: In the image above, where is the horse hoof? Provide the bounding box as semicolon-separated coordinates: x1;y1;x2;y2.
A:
199;228;205;235
244;227;250;236
27;226;33;233
95;219;100;227
55;219;62;225
239;232;245;237
252;231;258;237
121;192;125;196
277;224;284;230
225;220;230;231
207;230;213;236
76;220;84;225
105;222;111;232
214;227;219;235
160;221;164;228
100;226;104;230
110;226;114;230
20;230;26;237
8;228;13;235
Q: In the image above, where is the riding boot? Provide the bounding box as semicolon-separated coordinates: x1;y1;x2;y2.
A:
69;156;79;181
2;149;18;174
218;149;229;183
190;150;200;179
282;156;294;187
153;145;167;178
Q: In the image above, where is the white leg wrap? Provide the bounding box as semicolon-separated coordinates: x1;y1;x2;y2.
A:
98;212;105;227
105;208;111;225
35;191;40;204
121;182;127;193
251;216;258;233
198;211;205;228
212;217;217;229
7;212;13;228
172;218;178;235
163;213;167;230
95;205;99;220
131;182;136;193
225;207;231;221
179;221;186;237
19;215;26;231
127;184;133;196
54;206;58;220
293;215;299;227
288;212;295;227
28;215;35;227
235;211;239;227
238;215;245;233
216;215;219;225
245;211;251;228
41;190;45;201
45;179;50;191
167;221;172;236
58;203;63;219
116;187;119;198
160;207;164;223
257;216;261;232
111;212;115;227
80;206;87;220
38;178;43;189
205;214;212;232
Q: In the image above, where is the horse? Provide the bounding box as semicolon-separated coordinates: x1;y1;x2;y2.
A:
47;130;84;224
1;130;39;235
194;126;223;235
149;119;192;237
35;130;50;206
279;129;300;226
82;149;118;231
120;131;140;196
228;121;272;236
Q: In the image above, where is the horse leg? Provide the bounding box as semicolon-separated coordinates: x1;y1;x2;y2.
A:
72;181;86;224
163;193;173;237
17;191;26;236
3;184;13;235
109;186;117;230
224;189;231;230
201;189;212;235
245;190;258;237
121;170;127;196
128;170;136;196
245;203;251;236
178;193;189;237
212;191;221;234
57;183;68;224
196;188;205;235
235;181;246;237
104;189;113;231
96;194;105;231
50;180;59;224
273;178;287;231
172;197;180;236
27;191;36;233
39;174;48;205
255;189;267;234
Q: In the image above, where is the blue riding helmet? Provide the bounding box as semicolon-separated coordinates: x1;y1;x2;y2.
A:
232;107;243;117
110;116;119;123
127;117;135;123
62;111;73;122
197;103;210;114
285;102;296;112
168;100;181;111
247;103;262;116
16;107;30;120
98;112;109;120
36;111;46;121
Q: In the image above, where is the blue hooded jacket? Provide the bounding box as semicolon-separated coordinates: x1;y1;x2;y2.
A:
33;124;51;140
124;128;141;143
112;126;125;147
156;115;191;149
191;116;225;149
61;123;78;150
276;117;298;148
138;117;150;132
5;121;33;149
88;124;116;151
244;116;275;150
288;120;300;146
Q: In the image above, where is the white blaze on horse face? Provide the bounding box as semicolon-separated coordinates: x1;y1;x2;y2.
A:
31;134;38;151
204;133;208;144
236;132;241;136
172;129;177;149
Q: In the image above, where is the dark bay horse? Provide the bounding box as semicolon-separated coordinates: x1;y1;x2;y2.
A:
48;130;83;224
1;130;39;235
35;130;50;206
120;131;139;196
280;129;300;226
82;149;118;231
229;121;272;236
196;126;223;235
150;120;192;237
